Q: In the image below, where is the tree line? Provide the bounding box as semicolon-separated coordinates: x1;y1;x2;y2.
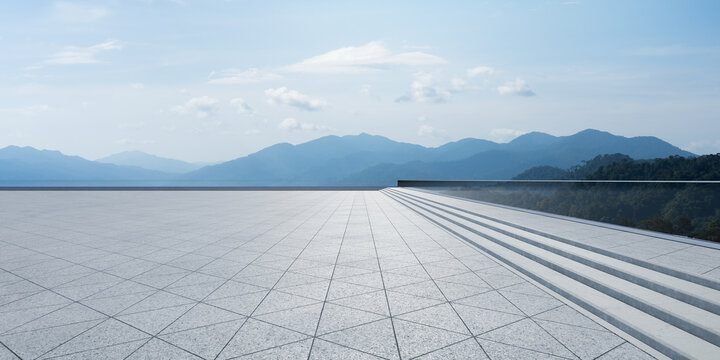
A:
447;154;720;242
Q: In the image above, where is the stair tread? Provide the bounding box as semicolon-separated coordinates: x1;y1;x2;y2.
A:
389;188;720;310
384;189;720;360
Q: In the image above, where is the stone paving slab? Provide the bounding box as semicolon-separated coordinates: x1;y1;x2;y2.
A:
0;191;656;359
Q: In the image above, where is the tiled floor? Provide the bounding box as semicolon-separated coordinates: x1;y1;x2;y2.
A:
0;191;656;359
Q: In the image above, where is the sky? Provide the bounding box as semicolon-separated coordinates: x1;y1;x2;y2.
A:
1;0;719;162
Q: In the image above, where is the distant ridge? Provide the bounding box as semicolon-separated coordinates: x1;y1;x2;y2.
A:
0;129;695;186
97;151;208;173
0;146;170;184
335;129;695;185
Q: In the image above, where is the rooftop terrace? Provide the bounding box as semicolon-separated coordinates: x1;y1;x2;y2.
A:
1;189;718;359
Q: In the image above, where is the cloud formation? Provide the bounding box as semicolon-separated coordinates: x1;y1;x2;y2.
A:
277;118;327;131
284;41;446;73
497;78;536;96
172;96;219;118
230;98;254;115
489;128;528;142
208;68;282;84
418;124;440;136
265;87;326;111
396;73;450;103
467;66;495;77
46;40;122;65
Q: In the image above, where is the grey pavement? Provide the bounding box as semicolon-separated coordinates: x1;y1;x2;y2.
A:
0;191;655;359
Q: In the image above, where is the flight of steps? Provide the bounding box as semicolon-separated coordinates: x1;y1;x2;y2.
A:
381;187;720;360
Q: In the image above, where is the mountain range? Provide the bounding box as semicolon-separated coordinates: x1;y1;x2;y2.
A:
0;146;168;185
97;151;211;174
0;129;695;186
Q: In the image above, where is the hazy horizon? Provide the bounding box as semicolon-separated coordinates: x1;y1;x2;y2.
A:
1;1;719;162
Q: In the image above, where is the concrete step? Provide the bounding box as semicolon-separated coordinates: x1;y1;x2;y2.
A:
390;188;720;291
382;189;720;360
386;189;720;343
386;188;720;316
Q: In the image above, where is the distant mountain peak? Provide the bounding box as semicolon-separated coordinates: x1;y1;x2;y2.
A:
568;128;617;139
575;128;610;135
508;131;558;149
511;131;554;140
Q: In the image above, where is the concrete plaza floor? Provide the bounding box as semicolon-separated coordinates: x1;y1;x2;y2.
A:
0;191;655;359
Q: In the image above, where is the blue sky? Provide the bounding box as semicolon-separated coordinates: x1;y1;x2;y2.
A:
1;0;719;162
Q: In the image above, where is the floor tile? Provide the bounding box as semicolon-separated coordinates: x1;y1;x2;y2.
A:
216;319;309;359
161;320;245;360
393;319;470;359
415;338;488;360
477;318;577;359
319;319;400;360
126;338;202;360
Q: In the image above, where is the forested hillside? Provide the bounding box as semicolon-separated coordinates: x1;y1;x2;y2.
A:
455;154;720;242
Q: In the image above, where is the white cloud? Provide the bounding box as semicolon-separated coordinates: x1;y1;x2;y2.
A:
417;124;447;139
443;66;495;93
172;96;219;118
300;123;328;131
278;118;299;130
46;40;122;65
0;104;50;116
497;78;536;96
208;68;282;84
284;41;446;74
418;124;438;136
489;128;528;143
450;76;481;93
396;72;450;103
265;87;326;111
278;118;327;131
54;2;109;23
230;98;254;115
467;66;495;77
244;129;262;135
130;83;145;89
